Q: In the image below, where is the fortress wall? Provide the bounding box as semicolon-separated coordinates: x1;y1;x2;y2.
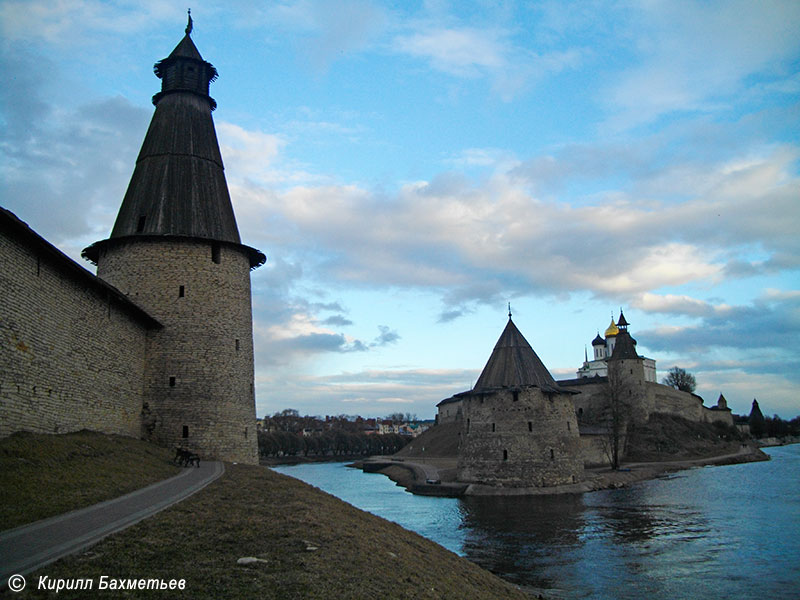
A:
648;383;705;421
703;407;734;426
436;398;463;425
97;238;258;464
457;388;584;487
0;218;150;439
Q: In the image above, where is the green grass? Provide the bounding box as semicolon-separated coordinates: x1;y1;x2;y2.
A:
7;432;531;599
0;430;179;529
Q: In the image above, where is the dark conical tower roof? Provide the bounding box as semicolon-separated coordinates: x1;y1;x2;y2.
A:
609;328;640;360
83;18;264;268
609;311;640;361
474;317;562;393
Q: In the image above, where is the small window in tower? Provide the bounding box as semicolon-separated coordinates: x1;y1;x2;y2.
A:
244;427;248;439
182;425;189;439
492;423;496;432
578;407;583;417
503;449;508;461
512;391;519;402
137;215;146;232
169;377;176;387
212;243;221;264
467;418;470;433
235;339;240;351
528;421;533;432
550;448;555;460
179;285;185;298
567;421;571;431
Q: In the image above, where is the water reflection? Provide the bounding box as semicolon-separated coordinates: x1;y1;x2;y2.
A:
459;495;585;592
274;446;800;600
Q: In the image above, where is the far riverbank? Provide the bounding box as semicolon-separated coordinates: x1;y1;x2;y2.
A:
352;443;770;497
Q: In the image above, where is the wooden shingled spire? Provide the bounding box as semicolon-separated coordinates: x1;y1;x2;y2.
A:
83;17;264;268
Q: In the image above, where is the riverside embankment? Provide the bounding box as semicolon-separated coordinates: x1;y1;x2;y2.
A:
353;443;769;497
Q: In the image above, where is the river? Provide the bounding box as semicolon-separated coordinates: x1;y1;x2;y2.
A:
272;445;800;599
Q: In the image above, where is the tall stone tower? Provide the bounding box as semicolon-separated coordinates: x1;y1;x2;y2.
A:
83;16;264;464
607;310;651;424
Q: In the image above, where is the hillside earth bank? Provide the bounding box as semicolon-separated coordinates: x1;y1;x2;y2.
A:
3;432;530;599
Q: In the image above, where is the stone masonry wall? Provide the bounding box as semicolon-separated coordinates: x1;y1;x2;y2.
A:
0;221;149;438
647;382;705;422
97;238;258;464
457;387;584;487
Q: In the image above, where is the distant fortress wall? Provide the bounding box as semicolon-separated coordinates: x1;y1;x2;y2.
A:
0;209;158;439
558;377;734;430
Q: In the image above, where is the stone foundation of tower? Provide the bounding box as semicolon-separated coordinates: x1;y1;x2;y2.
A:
457;387;584;487
97;237;258;464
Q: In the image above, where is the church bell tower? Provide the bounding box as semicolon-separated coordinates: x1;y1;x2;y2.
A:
83;14;264;464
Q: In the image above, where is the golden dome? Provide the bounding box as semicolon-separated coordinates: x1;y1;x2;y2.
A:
604;318;619;337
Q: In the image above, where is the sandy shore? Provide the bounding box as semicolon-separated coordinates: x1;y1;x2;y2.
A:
355;444;770;497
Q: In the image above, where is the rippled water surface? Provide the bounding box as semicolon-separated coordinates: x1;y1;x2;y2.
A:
273;445;800;599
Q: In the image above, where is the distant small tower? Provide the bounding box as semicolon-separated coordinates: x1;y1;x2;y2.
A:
83;15;264;464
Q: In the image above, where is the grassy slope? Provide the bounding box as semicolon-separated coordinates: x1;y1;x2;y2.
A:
7;433;529;599
625;413;748;462
0;430;179;529
395;423;460;458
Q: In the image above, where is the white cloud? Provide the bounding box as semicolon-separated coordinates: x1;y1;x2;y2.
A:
218;122;286;185
395;27;507;77
0;0;182;45
392;21;583;100
632;293;723;317
603;0;800;129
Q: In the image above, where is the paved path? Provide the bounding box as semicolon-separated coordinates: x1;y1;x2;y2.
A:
0;461;224;587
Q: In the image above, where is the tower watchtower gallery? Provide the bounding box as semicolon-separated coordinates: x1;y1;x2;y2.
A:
83;17;264;463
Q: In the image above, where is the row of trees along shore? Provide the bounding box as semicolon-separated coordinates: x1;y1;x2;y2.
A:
257;410;413;458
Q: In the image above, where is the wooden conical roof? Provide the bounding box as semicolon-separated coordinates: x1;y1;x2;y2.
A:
83;23;265;268
474;318;562;393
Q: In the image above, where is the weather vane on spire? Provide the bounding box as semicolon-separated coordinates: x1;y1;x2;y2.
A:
508;302;512;319
186;8;193;35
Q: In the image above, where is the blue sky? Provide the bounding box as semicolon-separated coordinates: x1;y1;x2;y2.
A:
1;0;798;420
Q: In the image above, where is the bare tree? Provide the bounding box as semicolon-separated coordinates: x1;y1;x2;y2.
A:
600;362;635;470
663;367;696;393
